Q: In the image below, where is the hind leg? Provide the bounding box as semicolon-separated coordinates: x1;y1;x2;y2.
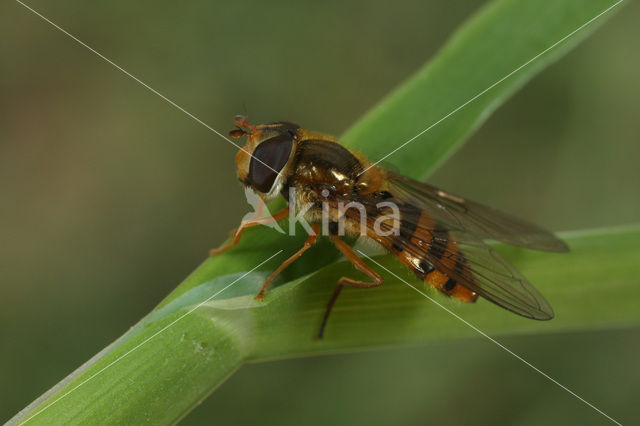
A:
317;235;383;338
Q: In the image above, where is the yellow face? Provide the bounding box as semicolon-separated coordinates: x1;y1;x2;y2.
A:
230;116;300;198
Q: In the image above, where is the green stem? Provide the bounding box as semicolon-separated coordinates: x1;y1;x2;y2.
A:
10;0;626;424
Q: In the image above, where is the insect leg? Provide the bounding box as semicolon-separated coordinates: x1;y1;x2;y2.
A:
209;207;289;256
318;235;383;339
256;224;321;300
224;201;265;238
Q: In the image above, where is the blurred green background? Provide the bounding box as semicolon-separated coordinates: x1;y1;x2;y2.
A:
1;0;639;424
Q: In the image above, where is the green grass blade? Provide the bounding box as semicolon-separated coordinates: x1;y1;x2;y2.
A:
13;226;640;425
343;0;622;179
10;0;625;424
251;225;640;359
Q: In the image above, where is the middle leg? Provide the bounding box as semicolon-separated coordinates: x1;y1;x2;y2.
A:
256;224;321;300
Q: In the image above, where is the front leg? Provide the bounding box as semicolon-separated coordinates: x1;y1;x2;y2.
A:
209;207;289;256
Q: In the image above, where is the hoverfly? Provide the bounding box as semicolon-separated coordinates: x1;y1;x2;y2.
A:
211;116;568;338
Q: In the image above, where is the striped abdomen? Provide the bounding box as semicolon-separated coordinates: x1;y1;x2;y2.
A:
372;201;478;303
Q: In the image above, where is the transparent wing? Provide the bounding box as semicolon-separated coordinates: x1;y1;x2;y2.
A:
388;172;569;252
397;225;555;319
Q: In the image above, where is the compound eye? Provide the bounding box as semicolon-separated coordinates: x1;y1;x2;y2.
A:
248;134;294;193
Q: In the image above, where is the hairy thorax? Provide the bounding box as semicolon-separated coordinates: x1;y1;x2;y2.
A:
282;139;387;235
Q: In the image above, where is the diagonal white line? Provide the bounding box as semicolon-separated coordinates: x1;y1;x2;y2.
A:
21;250;283;425
360;0;624;175
357;250;622;425
13;0;279;175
